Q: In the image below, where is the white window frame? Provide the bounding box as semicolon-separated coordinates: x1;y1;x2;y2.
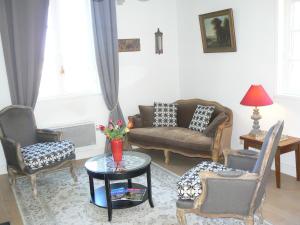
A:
277;0;300;98
38;0;100;101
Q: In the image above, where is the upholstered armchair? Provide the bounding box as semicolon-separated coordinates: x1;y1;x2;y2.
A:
0;105;77;197
176;121;284;225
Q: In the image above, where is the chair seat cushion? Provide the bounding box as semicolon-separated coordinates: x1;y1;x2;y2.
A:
177;161;234;200
21;140;75;172
128;127;213;152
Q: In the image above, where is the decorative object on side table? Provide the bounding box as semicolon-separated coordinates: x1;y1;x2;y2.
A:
98;119;130;163
240;84;273;136
155;28;163;54
199;8;236;53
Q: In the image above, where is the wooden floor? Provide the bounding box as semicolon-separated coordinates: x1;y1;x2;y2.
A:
0;149;300;225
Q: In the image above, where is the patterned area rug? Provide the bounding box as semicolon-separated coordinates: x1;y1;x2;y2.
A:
13;163;271;225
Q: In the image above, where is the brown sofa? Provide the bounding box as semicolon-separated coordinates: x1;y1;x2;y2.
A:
127;99;233;164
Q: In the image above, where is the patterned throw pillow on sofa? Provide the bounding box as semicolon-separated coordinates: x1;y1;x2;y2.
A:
189;105;215;132
153;102;177;127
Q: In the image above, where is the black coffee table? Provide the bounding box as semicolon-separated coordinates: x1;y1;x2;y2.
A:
85;151;154;221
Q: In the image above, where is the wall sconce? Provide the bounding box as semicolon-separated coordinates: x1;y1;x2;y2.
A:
155;28;163;54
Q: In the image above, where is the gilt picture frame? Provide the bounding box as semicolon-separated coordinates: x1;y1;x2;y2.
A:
199;8;236;53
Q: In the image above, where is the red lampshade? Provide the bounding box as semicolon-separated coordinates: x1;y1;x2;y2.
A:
240;85;273;107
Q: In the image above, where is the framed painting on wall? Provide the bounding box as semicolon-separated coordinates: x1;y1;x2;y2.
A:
199;8;236;53
118;39;141;52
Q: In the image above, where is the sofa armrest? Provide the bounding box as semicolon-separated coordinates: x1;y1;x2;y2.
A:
128;114;143;128
36;129;62;142
0;137;26;171
211;120;232;162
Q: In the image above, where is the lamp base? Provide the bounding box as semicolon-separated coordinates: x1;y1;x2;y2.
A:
249;107;263;137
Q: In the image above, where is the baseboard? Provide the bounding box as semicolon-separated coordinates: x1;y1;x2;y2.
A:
278;162;296;177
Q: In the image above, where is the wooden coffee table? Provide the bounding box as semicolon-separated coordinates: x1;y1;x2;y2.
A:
240;134;300;188
85;151;154;221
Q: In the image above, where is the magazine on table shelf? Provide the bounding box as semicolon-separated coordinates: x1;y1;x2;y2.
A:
111;187;146;202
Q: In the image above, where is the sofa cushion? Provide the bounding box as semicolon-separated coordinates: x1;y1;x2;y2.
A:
176;103;198;128
176;99;230;129
128;127;213;152
153;102;178;127
21;140;75;172
138;105;154;127
177;161;234;200
189;105;215;132
203;112;227;137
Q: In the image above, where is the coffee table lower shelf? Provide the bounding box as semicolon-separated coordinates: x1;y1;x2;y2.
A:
91;182;148;209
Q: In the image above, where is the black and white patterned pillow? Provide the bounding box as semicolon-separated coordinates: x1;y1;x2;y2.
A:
21;140;75;171
153;102;177;127
177;161;236;200
189;105;215;132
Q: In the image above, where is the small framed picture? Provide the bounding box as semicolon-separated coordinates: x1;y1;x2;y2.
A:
199;8;237;53
118;39;140;52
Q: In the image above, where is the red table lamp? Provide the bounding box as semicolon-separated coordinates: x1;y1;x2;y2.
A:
240;85;273;136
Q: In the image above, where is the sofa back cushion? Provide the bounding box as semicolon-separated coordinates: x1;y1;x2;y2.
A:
203;112;227;137
139;105;154;127
176;99;232;128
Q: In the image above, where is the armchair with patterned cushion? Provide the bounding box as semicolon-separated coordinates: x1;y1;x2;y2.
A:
176;121;284;225
0;105;77;197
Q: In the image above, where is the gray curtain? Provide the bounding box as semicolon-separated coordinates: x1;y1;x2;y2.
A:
90;0;125;152
0;0;49;108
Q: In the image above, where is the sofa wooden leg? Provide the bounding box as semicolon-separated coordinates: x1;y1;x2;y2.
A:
164;150;170;164
176;208;187;225
212;151;219;162
30;174;37;198
244;216;254;225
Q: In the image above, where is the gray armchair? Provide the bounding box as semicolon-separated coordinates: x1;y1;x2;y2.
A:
0;105;77;197
176;121;284;225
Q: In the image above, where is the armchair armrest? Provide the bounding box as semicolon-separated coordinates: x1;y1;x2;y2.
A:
195;171;258;215
224;149;258;171
36;129;62;142
128;114;143;129
0;137;25;171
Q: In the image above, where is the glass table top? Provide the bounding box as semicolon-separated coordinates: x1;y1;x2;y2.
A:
85;151;151;174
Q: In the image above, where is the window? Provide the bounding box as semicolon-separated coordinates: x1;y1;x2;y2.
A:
39;0;100;100
277;0;300;97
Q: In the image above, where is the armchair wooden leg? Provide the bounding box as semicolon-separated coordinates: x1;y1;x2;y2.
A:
164;150;170;164
7;167;16;186
30;174;37;197
257;195;266;224
176;208;187;225
244;216;254;225
70;161;78;183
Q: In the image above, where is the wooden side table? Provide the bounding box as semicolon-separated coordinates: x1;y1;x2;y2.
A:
240;134;300;188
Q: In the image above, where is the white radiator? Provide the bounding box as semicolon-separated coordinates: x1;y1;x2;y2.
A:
53;122;96;148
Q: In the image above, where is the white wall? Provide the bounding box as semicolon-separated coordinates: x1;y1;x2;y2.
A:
0;0;180;174
177;0;299;177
